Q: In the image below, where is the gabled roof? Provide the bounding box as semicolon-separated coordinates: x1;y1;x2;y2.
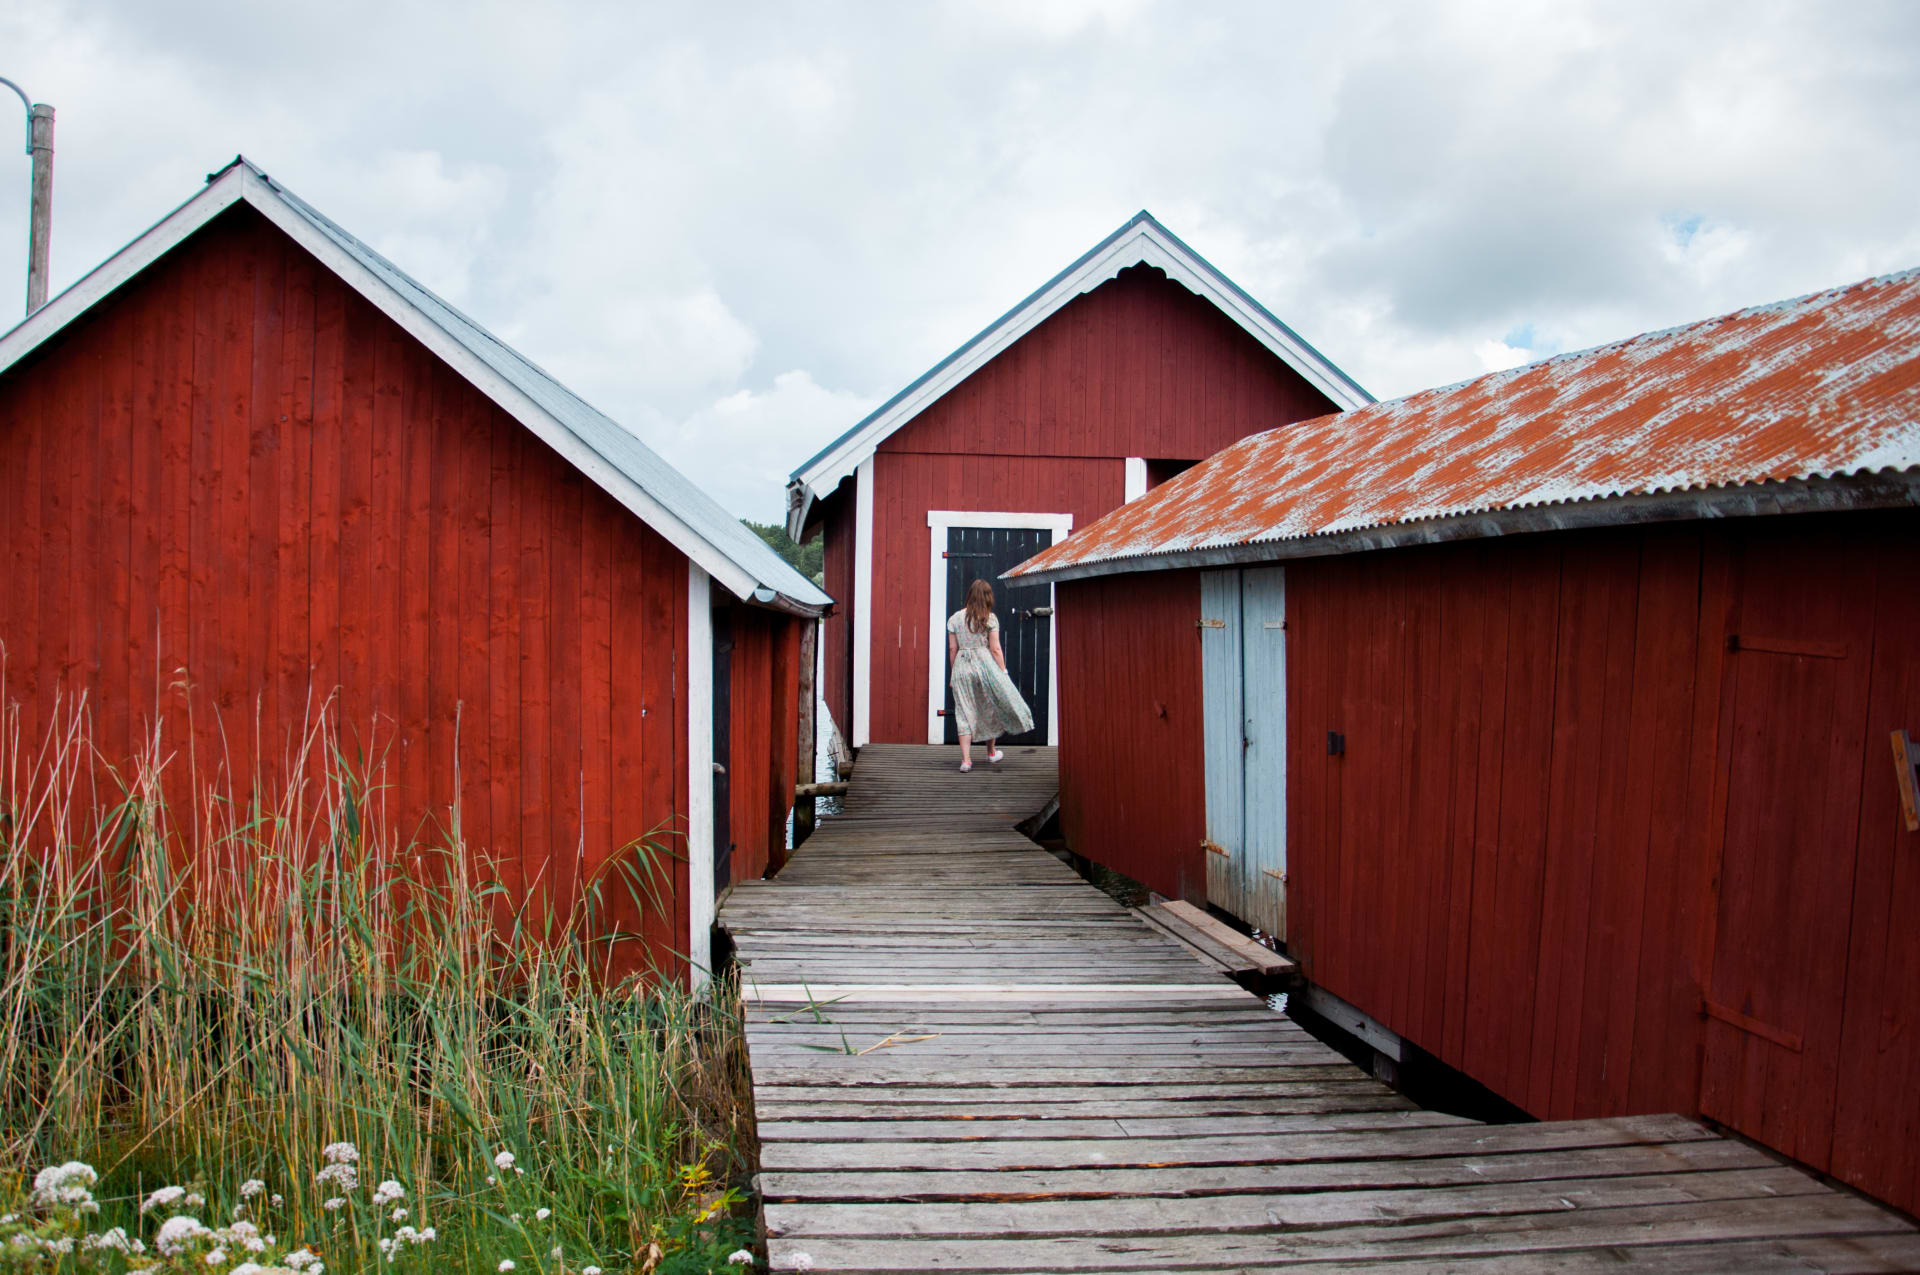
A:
1010;265;1920;585
0;157;830;616
784;210;1373;539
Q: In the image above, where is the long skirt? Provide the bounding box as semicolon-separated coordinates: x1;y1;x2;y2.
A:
950;651;1034;740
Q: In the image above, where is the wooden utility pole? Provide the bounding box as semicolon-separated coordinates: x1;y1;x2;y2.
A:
26;103;51;315
1;77;53;316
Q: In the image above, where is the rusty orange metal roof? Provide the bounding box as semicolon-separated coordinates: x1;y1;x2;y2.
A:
1011;266;1920;582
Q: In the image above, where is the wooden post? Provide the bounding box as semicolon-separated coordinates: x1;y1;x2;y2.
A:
794;618;818;848
25;102;52;315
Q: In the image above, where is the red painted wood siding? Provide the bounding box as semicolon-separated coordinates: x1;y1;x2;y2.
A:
879;266;1337;461
849;266;1339;744
0;205;694;980
868;452;1124;744
1284;514;1920;1215
819;489;855;749
724;604;803;883
1056;570;1207;902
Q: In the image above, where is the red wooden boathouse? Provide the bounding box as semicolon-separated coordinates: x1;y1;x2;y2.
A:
0;157;829;983
784;212;1369;750
1010;267;1920;1215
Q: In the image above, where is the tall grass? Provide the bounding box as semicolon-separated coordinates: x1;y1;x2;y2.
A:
0;666;758;1273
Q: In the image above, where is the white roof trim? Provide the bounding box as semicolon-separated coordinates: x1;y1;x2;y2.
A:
0;160;826;615
785;211;1371;538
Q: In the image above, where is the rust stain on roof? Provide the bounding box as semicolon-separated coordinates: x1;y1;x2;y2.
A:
1012;267;1920;577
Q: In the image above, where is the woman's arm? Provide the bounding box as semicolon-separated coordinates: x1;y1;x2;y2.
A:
988;627;1007;671
948;633;959;666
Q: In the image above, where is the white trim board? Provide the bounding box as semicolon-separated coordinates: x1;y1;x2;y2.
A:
851;457;876;749
1124;457;1148;503
924;510;1073;746
686;565;715;990
785;211;1372;538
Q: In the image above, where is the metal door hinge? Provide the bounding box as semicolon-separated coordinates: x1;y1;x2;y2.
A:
1197;617;1226;629
1201;839;1228;856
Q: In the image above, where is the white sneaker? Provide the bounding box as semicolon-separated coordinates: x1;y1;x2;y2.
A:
988;749;1005;764
959;761;972;772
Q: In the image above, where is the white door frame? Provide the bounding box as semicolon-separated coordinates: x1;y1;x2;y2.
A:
685;564;714;989
925;510;1073;746
851;456;876;748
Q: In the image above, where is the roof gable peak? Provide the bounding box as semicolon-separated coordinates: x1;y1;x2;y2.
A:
785;211;1370;538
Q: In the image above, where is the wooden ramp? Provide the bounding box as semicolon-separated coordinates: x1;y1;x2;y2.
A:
719;744;1920;1273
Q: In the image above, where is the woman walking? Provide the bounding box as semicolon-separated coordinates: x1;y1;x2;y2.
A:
947;578;1034;771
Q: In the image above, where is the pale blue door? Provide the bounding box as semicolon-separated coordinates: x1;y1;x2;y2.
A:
1199;567;1287;939
1239;567;1287;939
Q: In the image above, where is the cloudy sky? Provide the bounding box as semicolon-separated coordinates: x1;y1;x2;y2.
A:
3;1;1916;521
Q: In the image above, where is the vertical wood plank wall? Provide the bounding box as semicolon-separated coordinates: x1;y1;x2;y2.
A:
1284;515;1920;1215
1055;570;1207;902
0;205;697;979
819;491;855;750
849;266;1339;745
725;604;803;884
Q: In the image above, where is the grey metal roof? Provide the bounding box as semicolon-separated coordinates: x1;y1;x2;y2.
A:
249;159;829;613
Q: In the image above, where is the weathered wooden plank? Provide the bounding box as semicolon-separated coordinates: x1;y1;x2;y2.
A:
765;1166;1824;1237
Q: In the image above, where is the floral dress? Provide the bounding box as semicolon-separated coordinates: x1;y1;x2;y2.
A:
947;610;1035;740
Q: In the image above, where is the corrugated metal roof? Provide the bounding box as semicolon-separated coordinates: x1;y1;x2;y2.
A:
1011;266;1920;581
247;162;830;612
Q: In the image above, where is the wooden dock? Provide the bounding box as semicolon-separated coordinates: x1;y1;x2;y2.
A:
719;744;1920;1272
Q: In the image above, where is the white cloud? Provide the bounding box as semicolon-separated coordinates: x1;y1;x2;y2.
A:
1;0;1914;519
661;371;880;523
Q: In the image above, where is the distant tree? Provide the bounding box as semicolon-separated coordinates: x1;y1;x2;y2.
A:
743;519;825;587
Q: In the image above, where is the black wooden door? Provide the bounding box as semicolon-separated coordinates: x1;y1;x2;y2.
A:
942;526;1051;746
711;606;733;894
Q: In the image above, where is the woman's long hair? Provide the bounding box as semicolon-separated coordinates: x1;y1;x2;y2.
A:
965;578;995;634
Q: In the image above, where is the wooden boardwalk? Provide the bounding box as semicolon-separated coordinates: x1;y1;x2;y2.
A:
720;745;1920;1273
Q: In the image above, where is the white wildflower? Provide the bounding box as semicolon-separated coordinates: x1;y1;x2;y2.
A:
377;1238;394;1255
30;1161;99;1208
534;1207;551;1221
789;1255;814;1272
549;1246;563;1260
420;1227;436;1241
144;1186;188;1214
240;1179;267;1200
315;1161;358;1191
185;1192;207;1208
390;1206;408;1221
206;1247;228;1265
321;1142;359;1165
583;1267;602;1275
231;1265;267;1275
0;1213;13;1224
498;1262;515;1273
485;1175;498;1186
156;1216;210;1256
728;1251;754;1266
492;1151;515;1171
85;1228;134;1253
372;1179;405;1206
41;1237;75;1254
323;1197;346;1211
270;1195;284;1208
509;1212;522;1223
284;1249;320;1270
